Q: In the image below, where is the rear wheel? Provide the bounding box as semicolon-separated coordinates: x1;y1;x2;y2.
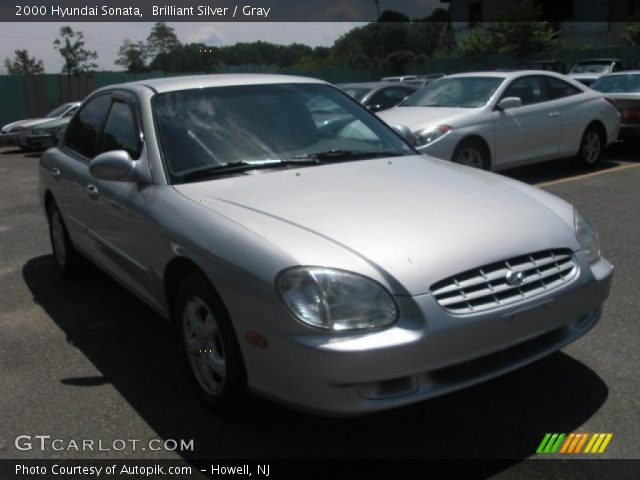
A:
47;202;82;275
174;274;248;413
576;126;604;166
452;139;490;170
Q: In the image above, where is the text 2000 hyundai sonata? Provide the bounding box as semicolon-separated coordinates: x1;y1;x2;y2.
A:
39;74;613;415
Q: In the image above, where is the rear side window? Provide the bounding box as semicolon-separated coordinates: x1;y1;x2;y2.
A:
546;77;582;99
98;101;140;159
65;95;111;158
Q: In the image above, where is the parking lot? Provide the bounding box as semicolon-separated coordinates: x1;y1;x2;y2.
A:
0;144;638;473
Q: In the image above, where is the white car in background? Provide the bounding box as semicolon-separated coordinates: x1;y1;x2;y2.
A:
378;71;620;171
1;102;80;149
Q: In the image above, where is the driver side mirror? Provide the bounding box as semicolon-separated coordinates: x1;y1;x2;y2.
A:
497;97;522;110
89;150;145;183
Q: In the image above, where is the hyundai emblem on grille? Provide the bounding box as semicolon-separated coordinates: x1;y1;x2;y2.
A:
505;270;526;286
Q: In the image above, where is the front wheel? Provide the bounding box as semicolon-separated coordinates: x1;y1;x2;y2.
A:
174;274;248;413
452;139;490;170
577;126;604;166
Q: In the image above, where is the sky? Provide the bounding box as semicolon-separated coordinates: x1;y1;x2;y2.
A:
0;22;368;73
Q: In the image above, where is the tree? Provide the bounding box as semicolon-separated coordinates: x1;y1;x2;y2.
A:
4;49;44;75
115;39;148;73
456;0;559;56
146;22;180;71
53;27;98;74
621;22;640;46
150;43;219;73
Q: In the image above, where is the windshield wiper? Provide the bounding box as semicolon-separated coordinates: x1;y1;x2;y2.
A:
181;158;319;181
287;149;400;162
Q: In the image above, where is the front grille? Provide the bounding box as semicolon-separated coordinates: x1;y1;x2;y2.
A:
431;249;577;314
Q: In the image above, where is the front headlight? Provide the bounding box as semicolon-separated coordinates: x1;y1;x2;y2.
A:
574;209;601;264
414;125;451;147
277;267;397;331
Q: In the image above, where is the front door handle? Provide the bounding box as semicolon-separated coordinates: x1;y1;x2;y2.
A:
86;184;99;200
51;168;61;181
549;111;560;117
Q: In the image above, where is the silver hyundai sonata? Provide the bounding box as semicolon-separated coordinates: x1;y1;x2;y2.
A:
38;74;613;415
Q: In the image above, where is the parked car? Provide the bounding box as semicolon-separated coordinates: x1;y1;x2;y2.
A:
592;71;640;142
568;58;624;87
378;71;620;170
1;102;80;149
39;74;613;415
24;116;72;151
337;81;418;112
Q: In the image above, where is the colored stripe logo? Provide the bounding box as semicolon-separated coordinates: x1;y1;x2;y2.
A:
537;433;613;454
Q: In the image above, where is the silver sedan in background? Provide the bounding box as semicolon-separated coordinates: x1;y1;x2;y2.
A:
39;74;613;415
378;71;620;171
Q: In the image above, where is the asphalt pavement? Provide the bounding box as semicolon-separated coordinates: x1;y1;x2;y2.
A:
0;144;638;475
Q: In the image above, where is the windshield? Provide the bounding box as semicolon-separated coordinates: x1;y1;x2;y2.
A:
570;62;611;74
592;74;640;93
153;83;414;183
341;87;372;102
400;77;504;108
46;104;71;118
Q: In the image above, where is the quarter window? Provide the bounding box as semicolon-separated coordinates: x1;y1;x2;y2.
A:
98;101;140;159
65;95;111;158
546;77;582;99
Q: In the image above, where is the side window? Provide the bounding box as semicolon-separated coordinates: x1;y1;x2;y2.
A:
370;88;412;110
502;76;550;106
612;62;622;72
546;77;582;99
98;101;141;159
65;95;111;158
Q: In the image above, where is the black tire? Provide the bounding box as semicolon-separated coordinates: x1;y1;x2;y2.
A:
452;138;490;170
174;274;248;413
47;201;83;275
576;125;604;167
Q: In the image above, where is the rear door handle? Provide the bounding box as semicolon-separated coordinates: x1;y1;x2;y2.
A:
549;111;560;117
51;168;61;180
86;184;99;200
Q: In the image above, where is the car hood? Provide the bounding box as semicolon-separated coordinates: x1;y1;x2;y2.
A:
174;155;578;296
17;118;53;129
378;106;476;131
1;119;29;133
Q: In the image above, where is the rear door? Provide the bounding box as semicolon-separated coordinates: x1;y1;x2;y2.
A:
492;75;561;167
54;94;112;252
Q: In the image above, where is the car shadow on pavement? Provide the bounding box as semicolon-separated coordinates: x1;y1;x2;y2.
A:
505;141;639;185
23;254;608;472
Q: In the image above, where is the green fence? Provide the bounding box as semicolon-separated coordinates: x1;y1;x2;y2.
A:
1;44;638;126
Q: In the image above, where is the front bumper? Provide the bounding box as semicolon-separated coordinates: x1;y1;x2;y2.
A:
0;132;19;145
244;254;613;415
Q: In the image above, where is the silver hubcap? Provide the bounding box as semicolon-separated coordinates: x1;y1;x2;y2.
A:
182;296;226;395
51;211;66;266
582;131;601;164
455;147;484;168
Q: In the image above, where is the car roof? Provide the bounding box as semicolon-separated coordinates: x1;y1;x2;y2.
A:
598;70;640;76
338;81;416;89
448;70;573;81
97;73;327;94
